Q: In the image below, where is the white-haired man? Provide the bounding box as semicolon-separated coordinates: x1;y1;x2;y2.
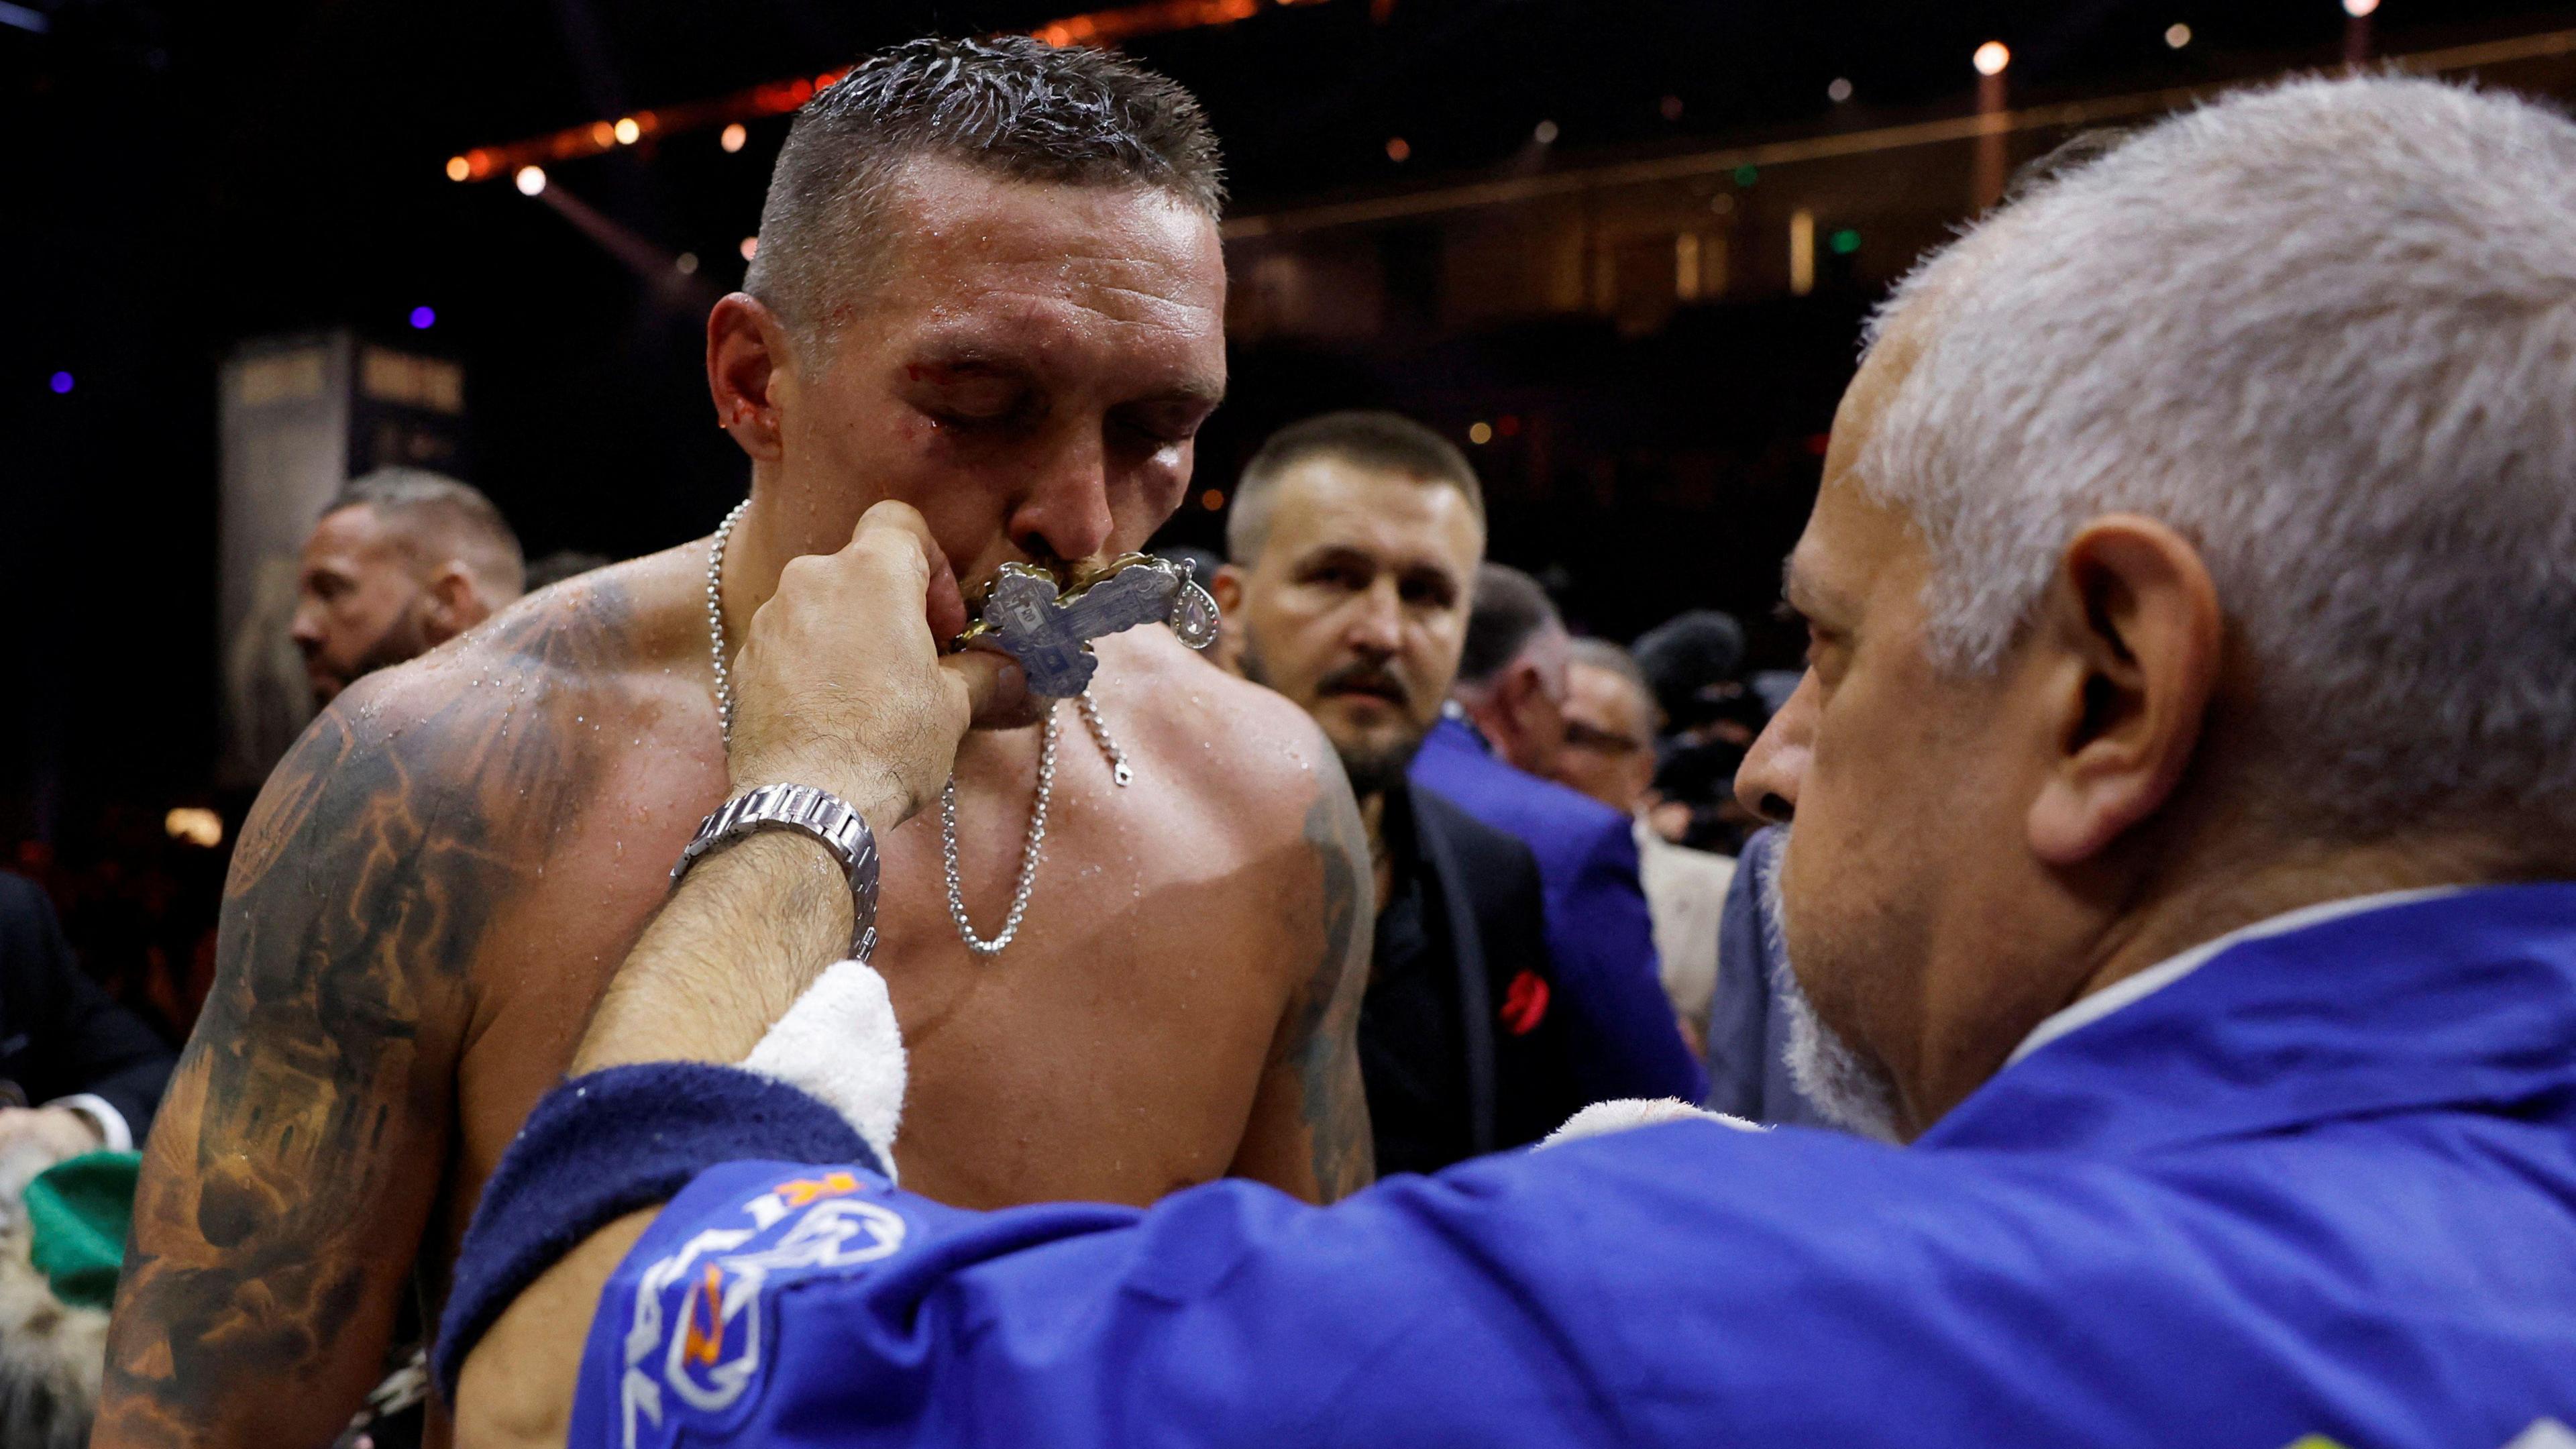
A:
447;76;2575;1446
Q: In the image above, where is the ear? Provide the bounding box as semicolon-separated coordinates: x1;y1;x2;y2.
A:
2025;514;2222;865
418;563;490;646
708;292;793;463
1209;562;1248;616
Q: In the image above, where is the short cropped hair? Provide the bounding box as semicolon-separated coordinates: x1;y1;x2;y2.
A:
1858;75;2576;839
1457;563;1562;686
1227;411;1486;564
745;36;1224;345
326;468;525;599
1569;637;1653;710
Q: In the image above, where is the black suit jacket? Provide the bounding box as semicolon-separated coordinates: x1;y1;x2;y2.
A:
1360;786;1582;1177
0;871;177;1143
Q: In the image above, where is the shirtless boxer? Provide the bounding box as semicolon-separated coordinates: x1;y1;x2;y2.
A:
95;38;1372;1449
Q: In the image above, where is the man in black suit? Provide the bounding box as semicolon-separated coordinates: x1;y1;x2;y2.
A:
0;871;176;1166
1212;413;1579;1173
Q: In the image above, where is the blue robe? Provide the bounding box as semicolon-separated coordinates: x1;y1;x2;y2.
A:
572;886;2576;1448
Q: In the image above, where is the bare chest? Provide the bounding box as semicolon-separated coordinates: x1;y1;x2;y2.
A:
445;708;1291;1238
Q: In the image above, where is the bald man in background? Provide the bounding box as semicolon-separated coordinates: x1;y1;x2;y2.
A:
290;468;526;707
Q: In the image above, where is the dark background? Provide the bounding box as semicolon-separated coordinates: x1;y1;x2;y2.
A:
5;0;2571;1034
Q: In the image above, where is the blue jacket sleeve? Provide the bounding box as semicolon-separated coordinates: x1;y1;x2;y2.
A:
571;1159;1589;1449
565;1110;2568;1449
1545;818;1707;1104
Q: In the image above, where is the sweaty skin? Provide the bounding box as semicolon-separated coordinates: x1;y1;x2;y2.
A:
95;160;1373;1449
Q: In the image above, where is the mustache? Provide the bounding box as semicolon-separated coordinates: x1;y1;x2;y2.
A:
1317;660;1413;708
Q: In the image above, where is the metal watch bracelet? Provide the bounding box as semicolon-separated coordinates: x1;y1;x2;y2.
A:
669;783;881;961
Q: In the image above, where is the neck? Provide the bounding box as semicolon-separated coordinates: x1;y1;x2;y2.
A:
2069;830;2530;1009
1907;825;2534;1134
713;489;796;669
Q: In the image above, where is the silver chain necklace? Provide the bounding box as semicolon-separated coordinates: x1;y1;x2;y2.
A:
705;498;1128;957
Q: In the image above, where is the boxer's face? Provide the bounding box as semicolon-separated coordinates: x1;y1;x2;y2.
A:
749;157;1227;598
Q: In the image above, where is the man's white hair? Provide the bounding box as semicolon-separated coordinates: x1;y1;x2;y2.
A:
1859;76;2576;837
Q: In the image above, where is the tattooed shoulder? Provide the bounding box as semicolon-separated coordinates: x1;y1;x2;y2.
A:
95;579;643;1448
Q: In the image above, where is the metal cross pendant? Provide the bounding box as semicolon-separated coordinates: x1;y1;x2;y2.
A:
958;553;1221;699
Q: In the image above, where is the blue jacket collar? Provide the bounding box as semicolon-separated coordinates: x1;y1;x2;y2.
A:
1923;883;2576;1159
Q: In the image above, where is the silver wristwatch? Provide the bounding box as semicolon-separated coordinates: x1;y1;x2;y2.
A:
670;784;881;961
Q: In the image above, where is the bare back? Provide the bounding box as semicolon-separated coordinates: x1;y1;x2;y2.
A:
95;541;1371;1448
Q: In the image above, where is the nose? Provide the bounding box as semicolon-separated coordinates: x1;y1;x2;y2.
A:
1735;668;1816;824
288;598;325;655
1007;429;1116;566
1342;576;1403;661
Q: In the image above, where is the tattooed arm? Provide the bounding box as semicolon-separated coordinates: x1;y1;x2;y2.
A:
93;672;533;1448
1225;743;1378;1204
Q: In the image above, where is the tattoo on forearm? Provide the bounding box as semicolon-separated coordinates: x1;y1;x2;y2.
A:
95;594;625;1446
1293;761;1377;1201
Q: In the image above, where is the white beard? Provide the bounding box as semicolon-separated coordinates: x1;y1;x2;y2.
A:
1762;828;1904;1142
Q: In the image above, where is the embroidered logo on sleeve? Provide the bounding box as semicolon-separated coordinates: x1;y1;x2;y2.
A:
619;1173;908;1449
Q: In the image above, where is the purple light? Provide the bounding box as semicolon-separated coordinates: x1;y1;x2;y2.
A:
48;371;72;394
409;305;437;330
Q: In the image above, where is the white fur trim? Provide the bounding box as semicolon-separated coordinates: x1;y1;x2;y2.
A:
742;958;906;1183
1538;1097;1765;1150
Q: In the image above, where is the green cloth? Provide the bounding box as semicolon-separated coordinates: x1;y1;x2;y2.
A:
23;1150;140;1311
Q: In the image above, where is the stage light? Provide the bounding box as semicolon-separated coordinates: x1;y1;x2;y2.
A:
740;235;759;261
516;165;547;196
1385;136;1411;162
445;156;472;182
1534;119;1560;145
1468;421;1493;445
590;121;616;148
1200;489;1225;511
1733;164;1758;186
165;808;222;849
1974;41;2010;76
2165;22;2192;47
1829;228;1861;256
409;305;436;330
1708;193;1735;215
720;123;748;153
48;371;72;394
1827;77;1854;103
1660;95;1683;121
614;117;641;145
2343;0;2377;14
676;252;700;274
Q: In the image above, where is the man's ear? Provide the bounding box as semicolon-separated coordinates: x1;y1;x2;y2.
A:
419;563;490;646
1207;564;1250;677
708;293;792;464
2025;513;2222;865
1209;562;1247;616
